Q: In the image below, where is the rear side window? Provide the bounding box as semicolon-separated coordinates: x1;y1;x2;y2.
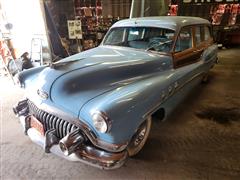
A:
175;27;192;52
204;26;211;41
195;26;202;46
195;26;206;45
195;25;212;46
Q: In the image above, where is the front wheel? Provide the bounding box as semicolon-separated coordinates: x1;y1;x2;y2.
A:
127;117;152;157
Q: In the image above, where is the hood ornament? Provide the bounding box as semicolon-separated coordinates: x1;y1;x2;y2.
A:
37;89;48;99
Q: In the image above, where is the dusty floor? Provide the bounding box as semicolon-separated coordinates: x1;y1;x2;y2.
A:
1;47;240;180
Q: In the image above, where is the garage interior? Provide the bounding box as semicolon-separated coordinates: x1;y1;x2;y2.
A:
1;0;240;179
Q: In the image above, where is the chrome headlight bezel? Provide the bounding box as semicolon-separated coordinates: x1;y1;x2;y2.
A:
91;111;111;133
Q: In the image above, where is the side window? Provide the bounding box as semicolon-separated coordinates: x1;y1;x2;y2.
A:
204;26;211;41
195;26;212;46
175;27;192;52
195;26;202;46
195;26;206;46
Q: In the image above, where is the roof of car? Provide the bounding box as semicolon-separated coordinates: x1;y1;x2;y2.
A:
111;16;210;31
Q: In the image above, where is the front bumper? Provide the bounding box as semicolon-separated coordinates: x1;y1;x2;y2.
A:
13;100;128;170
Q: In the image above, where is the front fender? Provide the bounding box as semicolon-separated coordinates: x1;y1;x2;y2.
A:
17;65;47;88
79;70;175;145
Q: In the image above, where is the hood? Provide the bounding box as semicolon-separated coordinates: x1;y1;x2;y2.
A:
27;46;172;116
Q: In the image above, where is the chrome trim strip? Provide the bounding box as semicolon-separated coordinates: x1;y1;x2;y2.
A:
143;71;204;118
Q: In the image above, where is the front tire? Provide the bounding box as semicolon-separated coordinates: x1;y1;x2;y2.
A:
127;117;152;157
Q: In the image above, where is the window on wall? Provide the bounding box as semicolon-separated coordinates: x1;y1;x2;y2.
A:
175;27;192;52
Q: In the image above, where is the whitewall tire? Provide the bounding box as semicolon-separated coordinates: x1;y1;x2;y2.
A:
127;117;152;157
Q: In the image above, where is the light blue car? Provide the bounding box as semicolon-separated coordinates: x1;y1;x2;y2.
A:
13;16;218;169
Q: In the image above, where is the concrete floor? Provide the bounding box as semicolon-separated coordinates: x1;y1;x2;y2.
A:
1;47;240;180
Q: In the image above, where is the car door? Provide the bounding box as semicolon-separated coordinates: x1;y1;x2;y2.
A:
173;26;203;68
195;25;218;69
157;26;203;117
172;24;217;94
172;26;203;87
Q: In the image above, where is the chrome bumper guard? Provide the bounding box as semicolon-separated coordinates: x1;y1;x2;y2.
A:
13;100;127;170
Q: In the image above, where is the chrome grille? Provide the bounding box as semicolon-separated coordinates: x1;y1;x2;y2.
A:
28;100;78;138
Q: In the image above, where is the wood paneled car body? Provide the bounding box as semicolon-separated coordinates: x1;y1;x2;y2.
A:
13;16;218;169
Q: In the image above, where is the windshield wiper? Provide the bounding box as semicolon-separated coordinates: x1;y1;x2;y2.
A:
145;40;172;52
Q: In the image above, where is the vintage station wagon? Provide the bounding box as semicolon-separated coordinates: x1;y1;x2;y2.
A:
13;16;218;169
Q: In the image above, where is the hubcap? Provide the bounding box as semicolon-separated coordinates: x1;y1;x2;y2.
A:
133;126;146;146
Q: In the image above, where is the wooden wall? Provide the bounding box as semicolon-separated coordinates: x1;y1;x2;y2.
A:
102;0;132;18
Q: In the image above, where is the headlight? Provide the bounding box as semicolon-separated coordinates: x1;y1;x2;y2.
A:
92;111;111;133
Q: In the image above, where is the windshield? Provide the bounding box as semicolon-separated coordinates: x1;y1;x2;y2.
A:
103;27;175;52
